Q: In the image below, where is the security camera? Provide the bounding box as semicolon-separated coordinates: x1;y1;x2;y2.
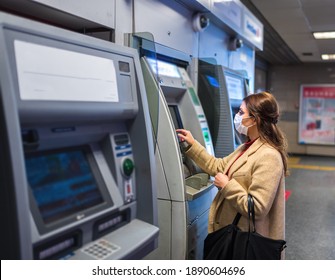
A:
192;13;210;32
228;37;243;51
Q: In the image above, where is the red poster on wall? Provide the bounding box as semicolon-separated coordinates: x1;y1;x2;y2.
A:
299;84;335;145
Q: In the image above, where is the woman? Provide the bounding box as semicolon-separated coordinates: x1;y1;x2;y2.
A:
177;91;288;257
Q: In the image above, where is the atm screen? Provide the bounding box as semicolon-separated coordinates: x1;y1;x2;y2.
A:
169;105;184;143
147;58;181;78
25;146;112;230
224;73;245;100
169;105;183;129
206;75;220;88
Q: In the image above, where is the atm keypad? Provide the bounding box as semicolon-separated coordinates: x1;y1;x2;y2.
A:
82;239;120;259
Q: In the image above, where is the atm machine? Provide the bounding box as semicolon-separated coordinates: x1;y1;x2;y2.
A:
0;12;159;260
136;47;216;259
198;59;249;157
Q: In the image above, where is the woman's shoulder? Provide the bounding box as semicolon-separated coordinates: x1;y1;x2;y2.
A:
258;141;280;154
249;138;279;156
257;142;283;164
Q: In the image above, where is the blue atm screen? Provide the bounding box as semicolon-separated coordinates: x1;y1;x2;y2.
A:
25;149;105;225
206;75;220;88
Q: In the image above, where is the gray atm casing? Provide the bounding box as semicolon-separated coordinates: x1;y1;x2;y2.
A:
0;12;158;260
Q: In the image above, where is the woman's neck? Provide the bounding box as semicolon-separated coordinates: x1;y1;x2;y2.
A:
248;128;260;141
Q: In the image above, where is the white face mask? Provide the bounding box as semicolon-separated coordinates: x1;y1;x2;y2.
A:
234;114;254;136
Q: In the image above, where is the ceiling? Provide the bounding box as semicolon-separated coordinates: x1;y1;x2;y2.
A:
0;0;334;65
240;0;335;65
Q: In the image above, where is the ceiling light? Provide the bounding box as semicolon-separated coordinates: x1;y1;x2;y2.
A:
321;54;335;60
313;32;335;39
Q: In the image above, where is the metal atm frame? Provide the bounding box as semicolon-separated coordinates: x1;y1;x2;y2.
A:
129;37;217;259
0;12;158;260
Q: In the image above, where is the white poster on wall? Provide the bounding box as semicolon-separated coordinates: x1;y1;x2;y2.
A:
299;84;335;145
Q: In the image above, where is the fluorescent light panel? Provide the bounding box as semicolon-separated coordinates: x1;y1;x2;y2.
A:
321;54;335;60
313;31;335;39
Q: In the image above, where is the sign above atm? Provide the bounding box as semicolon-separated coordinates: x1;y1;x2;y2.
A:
179;0;264;50
212;0;263;50
243;10;263;49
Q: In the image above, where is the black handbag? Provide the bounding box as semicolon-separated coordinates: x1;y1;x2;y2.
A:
203;194;286;260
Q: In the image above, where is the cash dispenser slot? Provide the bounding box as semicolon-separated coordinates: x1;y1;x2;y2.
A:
185;173;215;201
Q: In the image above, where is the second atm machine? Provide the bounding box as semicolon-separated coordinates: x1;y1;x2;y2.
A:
139;48;216;259
198;59;249;157
0;13;158;260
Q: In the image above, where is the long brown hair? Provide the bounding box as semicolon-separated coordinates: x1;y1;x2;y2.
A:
244;92;289;176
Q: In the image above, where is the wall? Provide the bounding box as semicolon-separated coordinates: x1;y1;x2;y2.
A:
269;63;335;156
133;0;197;57
21;0;255;91
32;0;116;28
197;20;255;91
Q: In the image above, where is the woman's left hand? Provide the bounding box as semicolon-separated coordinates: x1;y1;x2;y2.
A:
214;172;229;189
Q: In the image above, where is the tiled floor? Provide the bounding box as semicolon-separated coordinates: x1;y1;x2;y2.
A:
285;155;335;259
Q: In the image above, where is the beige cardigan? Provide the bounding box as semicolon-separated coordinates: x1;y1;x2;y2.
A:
185;138;285;241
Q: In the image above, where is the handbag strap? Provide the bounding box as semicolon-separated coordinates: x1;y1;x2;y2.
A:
232;212;242;225
232;195;255;228
248;194;256;232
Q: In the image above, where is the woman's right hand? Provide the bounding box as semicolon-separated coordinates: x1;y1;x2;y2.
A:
176;129;195;146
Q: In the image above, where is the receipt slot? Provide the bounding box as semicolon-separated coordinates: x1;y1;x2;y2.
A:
0;12;158;260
